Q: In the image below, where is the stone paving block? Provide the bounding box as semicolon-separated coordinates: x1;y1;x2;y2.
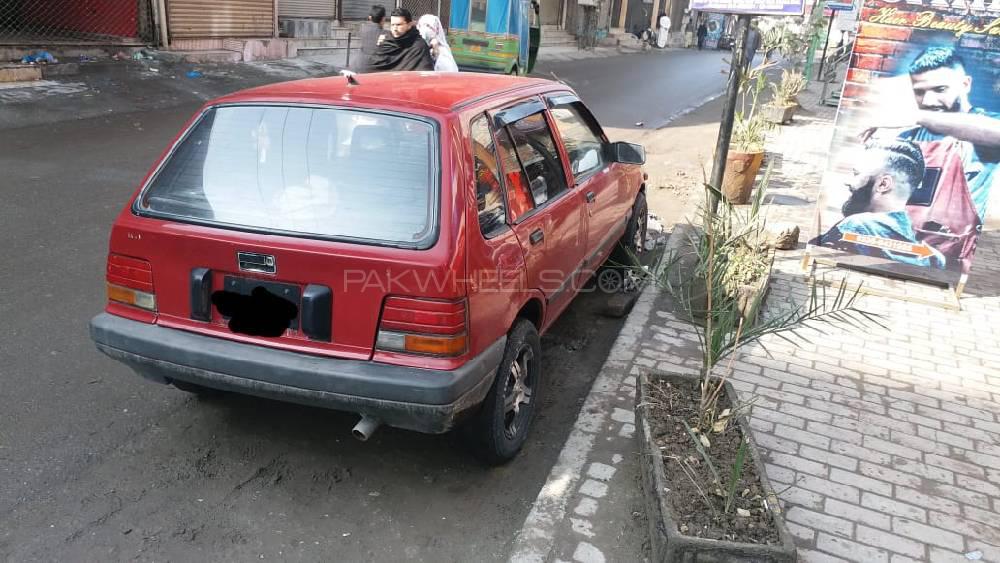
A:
799;549;850;563
808;421;863;445
766;452;827;477
894;487;962;516
578;480;608;499
786;507;854;538
861;492;927;523
924;454;987;478
755;434;799;454
825;498;891;530
857;462;921;488
794;475;861;504
774;424;830;449
817;533;889;563
799;445;858;471
863;436;921;460
926;482;991;509
892;518;965;551
781;383;832;401
855;525;926;559
927;547;970;563
891;458;955;484
955;474;1000;497
830;467;893;496
831;440;891;465
786;521;817;542
928;512;1000;546
889;430;951;456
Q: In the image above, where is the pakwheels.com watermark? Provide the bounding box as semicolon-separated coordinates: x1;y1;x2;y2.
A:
341;267;643;295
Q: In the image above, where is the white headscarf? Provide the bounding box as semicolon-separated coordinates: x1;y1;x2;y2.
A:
417;14;459;72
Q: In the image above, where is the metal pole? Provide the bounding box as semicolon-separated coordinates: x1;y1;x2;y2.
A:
346;32;352;68
816;12;835;80
707;14;751;213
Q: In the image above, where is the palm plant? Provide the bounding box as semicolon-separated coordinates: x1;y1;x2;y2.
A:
632;168;881;432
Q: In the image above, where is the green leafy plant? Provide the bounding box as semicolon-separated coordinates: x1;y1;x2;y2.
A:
726;439;749;514
623;165;882;433
731;55;777;153
769;69;808;108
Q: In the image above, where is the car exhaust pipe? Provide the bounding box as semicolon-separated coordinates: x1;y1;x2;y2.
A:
352;415;381;442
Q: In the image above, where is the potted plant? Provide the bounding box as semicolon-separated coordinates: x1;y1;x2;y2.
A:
625;177;879;562
763;70;807;125
723;64;773;204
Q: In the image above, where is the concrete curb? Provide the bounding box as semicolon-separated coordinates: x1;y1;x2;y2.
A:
508;282;657;563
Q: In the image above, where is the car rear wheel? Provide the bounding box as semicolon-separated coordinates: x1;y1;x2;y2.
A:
464;319;541;465
611;191;648;267
170;379;224;398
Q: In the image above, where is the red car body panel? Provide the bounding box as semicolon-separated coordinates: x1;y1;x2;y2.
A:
91;72;645;433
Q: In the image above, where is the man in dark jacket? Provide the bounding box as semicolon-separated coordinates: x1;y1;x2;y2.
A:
365;8;434;72
349;4;386;73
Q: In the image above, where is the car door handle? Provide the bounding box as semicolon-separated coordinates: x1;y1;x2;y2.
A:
529;229;545;245
585;191;596;203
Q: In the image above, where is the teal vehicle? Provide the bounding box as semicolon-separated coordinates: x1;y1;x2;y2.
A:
448;0;540;75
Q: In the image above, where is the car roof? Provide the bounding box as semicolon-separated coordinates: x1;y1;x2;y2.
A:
212;72;560;113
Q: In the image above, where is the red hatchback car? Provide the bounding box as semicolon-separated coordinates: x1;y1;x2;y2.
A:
90;72;647;463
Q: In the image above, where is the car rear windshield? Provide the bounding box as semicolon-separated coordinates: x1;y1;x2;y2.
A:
138;105;438;247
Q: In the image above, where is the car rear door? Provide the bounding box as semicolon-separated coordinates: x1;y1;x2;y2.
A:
546;94;630;266
489;97;587;322
124;104;458;362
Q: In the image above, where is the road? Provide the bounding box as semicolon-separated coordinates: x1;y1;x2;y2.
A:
0;50;727;562
534;49;730;130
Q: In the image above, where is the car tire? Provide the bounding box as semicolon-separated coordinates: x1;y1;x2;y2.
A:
464;319;542;465
170;379;224;398
611;191;648;267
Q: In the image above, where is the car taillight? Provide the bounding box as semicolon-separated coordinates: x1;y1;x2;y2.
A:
106;253;156;311
377;297;467;357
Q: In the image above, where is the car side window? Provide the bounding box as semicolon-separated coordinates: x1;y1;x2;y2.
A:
504;112;569;207
548;101;607;181
494;125;536;223
471;114;509;238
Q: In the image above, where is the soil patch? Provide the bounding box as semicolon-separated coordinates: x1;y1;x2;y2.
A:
645;376;780;545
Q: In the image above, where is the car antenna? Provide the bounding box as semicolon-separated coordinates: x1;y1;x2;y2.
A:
346;74;360;86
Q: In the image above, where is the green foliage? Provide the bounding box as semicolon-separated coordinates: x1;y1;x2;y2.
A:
725;439;749;514
731;49;779;153
769;69;808;108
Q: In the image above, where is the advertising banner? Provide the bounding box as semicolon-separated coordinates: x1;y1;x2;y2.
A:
691;0;804;15
810;0;1000;274
704;12;727;48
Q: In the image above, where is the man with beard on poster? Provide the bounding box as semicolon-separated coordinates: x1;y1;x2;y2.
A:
365;8;435;73
812;140;947;268
865;46;1000;223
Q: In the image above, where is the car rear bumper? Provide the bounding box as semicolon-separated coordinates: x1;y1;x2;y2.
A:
89;313;504;434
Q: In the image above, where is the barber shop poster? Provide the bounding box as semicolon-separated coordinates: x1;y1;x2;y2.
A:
811;0;1000;274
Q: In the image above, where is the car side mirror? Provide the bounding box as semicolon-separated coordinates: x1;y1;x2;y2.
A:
611;141;645;165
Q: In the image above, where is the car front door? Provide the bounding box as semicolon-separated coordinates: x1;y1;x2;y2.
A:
546;94;629;268
490;98;587;323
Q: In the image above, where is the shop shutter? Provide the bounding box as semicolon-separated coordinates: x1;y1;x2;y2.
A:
279;0;336;18
341;0;371;21
167;0;274;38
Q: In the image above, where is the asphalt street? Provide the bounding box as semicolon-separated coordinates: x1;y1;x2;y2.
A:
0;49;727;561
534;49;730;130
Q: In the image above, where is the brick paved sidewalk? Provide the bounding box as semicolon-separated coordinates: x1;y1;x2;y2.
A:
509;81;1000;563
724;82;1000;563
